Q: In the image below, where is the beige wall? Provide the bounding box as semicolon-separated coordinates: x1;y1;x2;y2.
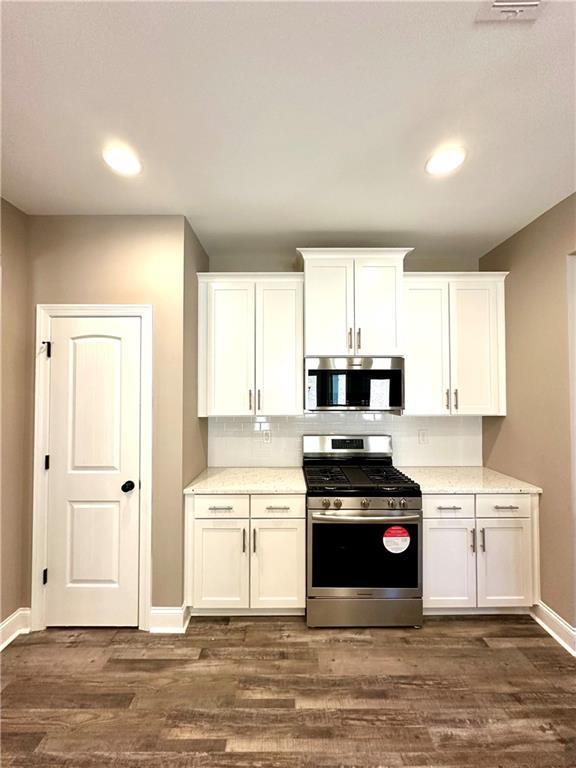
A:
481;193;576;625
1;200;33;622
16;213;208;608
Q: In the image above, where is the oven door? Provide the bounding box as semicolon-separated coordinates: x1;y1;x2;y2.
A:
308;512;422;599
305;357;404;412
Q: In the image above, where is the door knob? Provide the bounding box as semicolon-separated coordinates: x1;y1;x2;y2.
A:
121;480;135;493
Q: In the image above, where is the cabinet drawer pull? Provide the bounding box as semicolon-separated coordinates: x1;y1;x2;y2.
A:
454;388;459;410
257;389;261;411
437;506;463;510
348;328;353;350
208;506;234;511
471;528;476;553
249;389;253;410
494;505;520;510
253;528;257;553
357;328;362;350
445;389;450;410
265;506;290;511
480;527;486;552
242;528;246;553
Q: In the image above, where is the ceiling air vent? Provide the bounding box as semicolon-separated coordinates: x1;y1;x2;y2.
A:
476;0;542;22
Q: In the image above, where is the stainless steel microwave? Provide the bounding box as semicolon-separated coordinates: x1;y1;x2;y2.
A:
305;357;404;413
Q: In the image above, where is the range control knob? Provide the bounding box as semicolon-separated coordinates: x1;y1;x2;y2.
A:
334;498;342;509
321;498;330;510
388;498;396;509
399;498;407;509
361;498;370;509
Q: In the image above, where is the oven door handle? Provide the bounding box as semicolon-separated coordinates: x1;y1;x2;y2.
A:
310;513;421;523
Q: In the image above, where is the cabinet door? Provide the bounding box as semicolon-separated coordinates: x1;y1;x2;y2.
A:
255;280;303;415
304;259;354;355
476;518;532;607
206;281;255;415
423;519;476;608
449;279;505;415
250;519;305;609
403;278;451;414
354;257;404;355
193;519;249;609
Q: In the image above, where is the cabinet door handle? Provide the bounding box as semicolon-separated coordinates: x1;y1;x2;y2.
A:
242;528;246;553
253;528;257;553
266;506;290;511
348;328;353;350
445;389;450;410
208;506;233;511
257;389;261;411
249;389;253;410
480;527;486;552
454;389;459;410
357;328;362;350
471;528;476;553
437;506;462;511
494;505;520;510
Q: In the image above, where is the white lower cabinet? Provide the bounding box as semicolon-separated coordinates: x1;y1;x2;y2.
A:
250;519;306;609
188;494;306;612
192;519;250;609
423;519;476;608
423;493;537;611
476;518;532;607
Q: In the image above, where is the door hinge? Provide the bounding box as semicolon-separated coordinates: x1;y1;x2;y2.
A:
44;455;50;470
42;340;52;358
42;568;48;585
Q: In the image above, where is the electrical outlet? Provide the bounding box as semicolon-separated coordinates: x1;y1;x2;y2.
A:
418;429;429;445
262;430;271;444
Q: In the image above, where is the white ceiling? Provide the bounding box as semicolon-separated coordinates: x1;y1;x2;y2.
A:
2;1;575;268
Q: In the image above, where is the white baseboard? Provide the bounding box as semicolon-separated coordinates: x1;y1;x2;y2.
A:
149;604;190;634
424;607;530;616
0;608;31;651
188;608;305;617
530;601;576;657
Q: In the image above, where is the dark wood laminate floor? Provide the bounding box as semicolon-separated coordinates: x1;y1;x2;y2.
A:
1;616;575;768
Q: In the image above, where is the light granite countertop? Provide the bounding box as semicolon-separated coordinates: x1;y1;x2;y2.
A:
398;466;542;495
184;466;541;496
184;467;306;495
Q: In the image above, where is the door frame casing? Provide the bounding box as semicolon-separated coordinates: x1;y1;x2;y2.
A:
31;304;153;631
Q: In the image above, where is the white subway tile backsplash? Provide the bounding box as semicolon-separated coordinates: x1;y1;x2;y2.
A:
208;414;482;467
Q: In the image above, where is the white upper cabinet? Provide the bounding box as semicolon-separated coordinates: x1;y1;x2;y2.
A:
403;273;507;416
198;274;303;417
300;249;411;356
303;257;354;355
404;278;451;415
255;280;303;416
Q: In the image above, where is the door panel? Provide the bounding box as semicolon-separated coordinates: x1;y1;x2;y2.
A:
423;519;476;608
193;519;249;608
449;281;501;415
256;280;303;415
207;281;255;415
354;258;403;355
403;278;451;414
250;519;305;609
304;259;354;355
46;317;141;626
477;519;533;607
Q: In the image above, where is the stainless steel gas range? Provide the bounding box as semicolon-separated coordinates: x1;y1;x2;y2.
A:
303;435;423;628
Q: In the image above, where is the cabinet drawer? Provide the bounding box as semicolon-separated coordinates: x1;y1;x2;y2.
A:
476;494;531;518
423;494;475;518
251;495;305;518
194;495;249;519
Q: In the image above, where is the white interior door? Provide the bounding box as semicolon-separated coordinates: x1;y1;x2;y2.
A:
423;519;477;608
403;278;451;414
476;518;533;607
207;281;255;415
255;280;303;415
449;280;501;415
46;316;141;626
193;519;249;608
354;257;403;355
250;519;305;609
304;259;354;355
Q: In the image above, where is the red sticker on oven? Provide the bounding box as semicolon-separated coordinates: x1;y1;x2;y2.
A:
383;525;410;554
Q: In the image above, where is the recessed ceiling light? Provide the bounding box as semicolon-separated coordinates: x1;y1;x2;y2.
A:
425;145;466;177
102;143;142;177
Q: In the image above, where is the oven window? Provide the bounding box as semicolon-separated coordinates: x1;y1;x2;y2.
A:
312;522;419;589
308;369;402;409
